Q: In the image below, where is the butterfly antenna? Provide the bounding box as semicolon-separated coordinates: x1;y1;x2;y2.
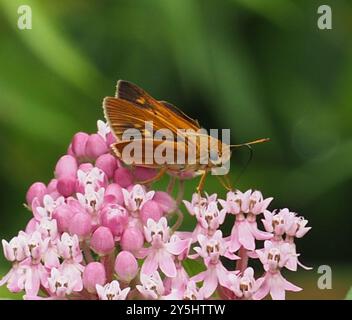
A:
230;137;270;148
233;144;253;185
230;137;270;184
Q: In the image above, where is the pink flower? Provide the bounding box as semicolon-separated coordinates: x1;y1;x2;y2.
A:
57;233;82;263
254;271;301;300
195;201;226;235
153;191;176;214
95;154;118;179
220;190;272;252
0;264;26;293
23;231;49;262
76;185;105;215
18;260;49;296
122;184;154;213
141;218;189;277
183;193;218;216
71;132;89;159
228;267;259;299
55;155;78;197
96;280;130;300
32;194;65;221
163;263;189;298
136;271;164;299
97;120;111;143
183;281;204;300
85;133;108;160
262;209;287;236
2;234;27;262
69;212;92;239
120;227;144;253
76;167;106;193
90;226;115;256
284;211;311;238
83;262;106;293
140;200;163;224
191;231;238;298
254;240;301;300
26;182;47;207
104;183;124;205
100;203;128;239
52;203;75;233
48;267;82;298
114;167;133;188
36;219;60;268
56;234;84;290
114;251;138;282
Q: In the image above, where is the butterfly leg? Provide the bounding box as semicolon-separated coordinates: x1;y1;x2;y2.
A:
136;167;168;185
167;176;176;194
176;179;185;206
196;169;208;195
217;174;233;191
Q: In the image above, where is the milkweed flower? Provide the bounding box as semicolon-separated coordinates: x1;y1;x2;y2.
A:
219;190;272;252
96;280;130;300
254;240;302;300
191;230;239;298
0;119;311;300
141;218;189;277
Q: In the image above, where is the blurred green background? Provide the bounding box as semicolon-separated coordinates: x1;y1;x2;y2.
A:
0;0;351;299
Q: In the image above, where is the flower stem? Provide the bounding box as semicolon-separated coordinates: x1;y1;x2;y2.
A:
82;241;94;264
236;246;248;273
101;252;115;282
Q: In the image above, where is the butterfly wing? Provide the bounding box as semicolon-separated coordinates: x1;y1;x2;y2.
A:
115;80;201;132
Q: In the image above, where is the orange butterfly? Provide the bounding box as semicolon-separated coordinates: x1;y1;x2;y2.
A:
103;80;268;193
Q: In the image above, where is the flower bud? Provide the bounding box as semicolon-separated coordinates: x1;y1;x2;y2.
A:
57;177;76;197
100;204;128;238
153;191;176;214
26;182;47;206
67;143;74;157
96;154;118;179
69;212;92;238
78;162;94;172
121;227;144;252
47;179;58;193
83;262;106;293
114;167;133;188
114;251;138;282
52;204;75;233
140;200;163;224
72;132;89;159
85;134;108;160
25;218;38;234
104;183;124;205
90;226;115;255
55;155;78;179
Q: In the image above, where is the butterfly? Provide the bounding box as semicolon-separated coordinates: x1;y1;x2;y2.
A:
103;80;268;193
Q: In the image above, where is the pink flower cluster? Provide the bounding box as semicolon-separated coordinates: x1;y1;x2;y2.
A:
0;121;311;300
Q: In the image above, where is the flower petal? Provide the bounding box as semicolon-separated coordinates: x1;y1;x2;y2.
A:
159;251;177;278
